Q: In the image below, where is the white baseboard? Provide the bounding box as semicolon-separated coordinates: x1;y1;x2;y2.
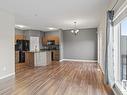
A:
98;63;105;74
59;60;64;62
60;59;97;63
0;73;15;80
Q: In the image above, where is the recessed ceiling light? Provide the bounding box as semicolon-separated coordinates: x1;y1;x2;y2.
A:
15;25;25;28
48;27;57;30
15;25;29;30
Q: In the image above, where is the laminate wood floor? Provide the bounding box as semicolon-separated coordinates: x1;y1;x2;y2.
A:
0;61;114;95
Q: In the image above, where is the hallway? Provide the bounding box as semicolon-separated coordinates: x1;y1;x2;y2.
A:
0;61;114;95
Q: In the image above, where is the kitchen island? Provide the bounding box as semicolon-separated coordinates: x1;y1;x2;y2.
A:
34;50;52;66
16;49;58;70
16;50;52;70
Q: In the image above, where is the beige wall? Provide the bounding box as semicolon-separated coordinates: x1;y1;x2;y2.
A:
0;10;15;79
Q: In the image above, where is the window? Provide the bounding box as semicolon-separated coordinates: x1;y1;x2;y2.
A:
120;18;127;81
114;18;127;92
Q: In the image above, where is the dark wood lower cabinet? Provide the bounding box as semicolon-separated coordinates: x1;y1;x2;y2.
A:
15;51;34;70
25;52;34;67
52;50;60;61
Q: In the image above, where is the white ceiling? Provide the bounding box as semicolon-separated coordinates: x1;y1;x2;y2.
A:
0;0;110;31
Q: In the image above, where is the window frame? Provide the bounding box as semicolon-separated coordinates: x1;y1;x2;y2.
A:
120;17;127;81
114;17;127;93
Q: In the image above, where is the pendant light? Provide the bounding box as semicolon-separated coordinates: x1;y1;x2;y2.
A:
71;22;79;35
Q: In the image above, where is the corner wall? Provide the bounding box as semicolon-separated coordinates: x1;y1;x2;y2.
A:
0;10;15;79
59;30;64;60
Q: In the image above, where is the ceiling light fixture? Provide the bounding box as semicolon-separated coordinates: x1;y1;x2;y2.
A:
48;27;57;30
15;25;29;30
71;22;79;35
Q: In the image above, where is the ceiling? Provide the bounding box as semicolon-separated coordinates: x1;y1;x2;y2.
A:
0;0;110;31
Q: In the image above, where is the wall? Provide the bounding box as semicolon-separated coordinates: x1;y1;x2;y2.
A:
24;30;42;40
59;30;64;60
63;28;97;60
24;30;44;49
15;28;24;35
97;15;107;72
45;30;59;37
0;10;15;79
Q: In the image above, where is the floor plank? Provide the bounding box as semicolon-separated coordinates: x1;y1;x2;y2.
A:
0;61;114;95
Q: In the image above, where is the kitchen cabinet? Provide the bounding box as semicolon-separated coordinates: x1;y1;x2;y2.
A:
15;35;26;69
34;51;51;66
42;35;59;45
15;51;26;70
52;50;60;61
15;51;34;70
25;52;34;67
15;51;19;64
15;35;25;41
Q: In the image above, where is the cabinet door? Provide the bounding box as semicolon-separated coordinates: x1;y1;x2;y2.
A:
25;52;29;65
15;51;19;63
28;52;34;67
41;52;46;66
15;35;25;40
25;52;34;67
52;50;60;61
35;53;40;66
46;51;51;65
44;35;59;45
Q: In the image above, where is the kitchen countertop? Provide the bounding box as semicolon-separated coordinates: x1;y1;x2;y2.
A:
27;49;59;53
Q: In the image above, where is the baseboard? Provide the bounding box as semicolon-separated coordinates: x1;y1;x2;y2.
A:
60;59;97;62
0;73;15;80
59;59;64;62
98;63;105;75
